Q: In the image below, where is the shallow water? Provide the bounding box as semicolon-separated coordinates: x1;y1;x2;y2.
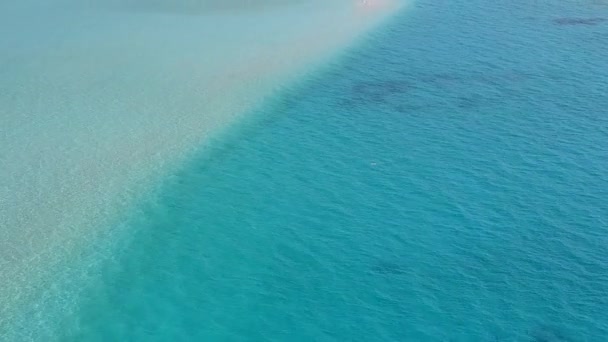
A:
4;0;608;340
0;0;400;338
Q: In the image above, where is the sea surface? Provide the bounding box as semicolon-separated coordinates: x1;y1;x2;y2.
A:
3;0;608;340
0;0;398;337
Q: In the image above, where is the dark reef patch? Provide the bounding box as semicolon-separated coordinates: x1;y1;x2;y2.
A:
351;80;411;103
553;17;607;26
456;95;483;109
370;261;411;276
529;325;570;342
337;70;535;113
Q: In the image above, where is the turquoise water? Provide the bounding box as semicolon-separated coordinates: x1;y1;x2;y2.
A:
0;0;398;333
6;0;608;340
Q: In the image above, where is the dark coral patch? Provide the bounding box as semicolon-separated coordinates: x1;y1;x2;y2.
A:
370;261;410;276
351;80;411;103
456;95;481;109
529;325;569;342
553;17;607;26
338;71;531;112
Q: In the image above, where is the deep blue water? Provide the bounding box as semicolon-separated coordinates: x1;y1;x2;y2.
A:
59;0;608;340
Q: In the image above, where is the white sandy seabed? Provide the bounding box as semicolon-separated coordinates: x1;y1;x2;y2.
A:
0;0;404;338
